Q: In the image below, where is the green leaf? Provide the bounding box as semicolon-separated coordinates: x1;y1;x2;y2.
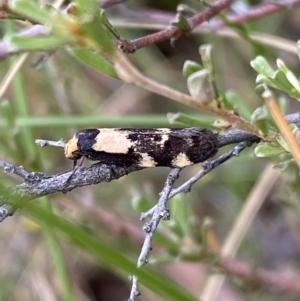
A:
274;158;293;171
187;69;213;101
199;44;213;71
273;70;300;97
254;143;285;157
182;60;202;78
256;71;300;99
250;56;275;77
277;59;300;96
72;48;118;78
82;15;113;53
99;10;121;40
9;0;53;24
252;56;300;99
167;113;218;129
224;90;251;120
276;135;290;152
72;0;113;53
251;106;270;134
198;44;228;107
215;94;232;111
170;13;191;32
255;74;274;86
6;35;69;52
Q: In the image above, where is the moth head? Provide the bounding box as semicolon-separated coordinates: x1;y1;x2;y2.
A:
64;136;81;160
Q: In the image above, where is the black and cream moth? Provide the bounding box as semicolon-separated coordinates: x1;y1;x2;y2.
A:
64;128;218;168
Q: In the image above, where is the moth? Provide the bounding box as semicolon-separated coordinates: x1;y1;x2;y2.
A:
64;128;218;169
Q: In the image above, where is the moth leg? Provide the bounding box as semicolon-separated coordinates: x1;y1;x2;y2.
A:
64;157;85;186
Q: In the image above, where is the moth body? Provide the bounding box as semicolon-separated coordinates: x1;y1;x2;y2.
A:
64;128;218;168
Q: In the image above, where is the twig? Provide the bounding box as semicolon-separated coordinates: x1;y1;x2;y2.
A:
141;141;253;221
0;159;30;179
128;275;140;301
128;168;181;300
216;130;260;148
119;0;235;53
212;0;298;30
131;141;254;300
138;167;181;267
0;0;299;59
118;0;300;53
35;138;66;148
172;141;252;197
0;160;142;222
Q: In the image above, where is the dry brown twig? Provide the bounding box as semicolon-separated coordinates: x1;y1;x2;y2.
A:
117;0;300;53
0;0;299;59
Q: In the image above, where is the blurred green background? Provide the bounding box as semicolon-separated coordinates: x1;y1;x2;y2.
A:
1;1;300;301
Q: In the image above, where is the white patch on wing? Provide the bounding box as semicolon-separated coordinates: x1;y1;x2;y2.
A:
171;152;193;167
158;129;171;147
139;153;156;167
93;129;133;153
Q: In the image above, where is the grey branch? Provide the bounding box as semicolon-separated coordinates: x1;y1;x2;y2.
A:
0;159;30;179
35;138;66;148
140;141;251;222
169;141;251;198
0;162;141;222
137;167;180;267
216;129;260;148
128;275;140;301
131;142;252;300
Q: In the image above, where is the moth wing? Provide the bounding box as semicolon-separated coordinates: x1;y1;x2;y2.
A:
169;128;204;139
